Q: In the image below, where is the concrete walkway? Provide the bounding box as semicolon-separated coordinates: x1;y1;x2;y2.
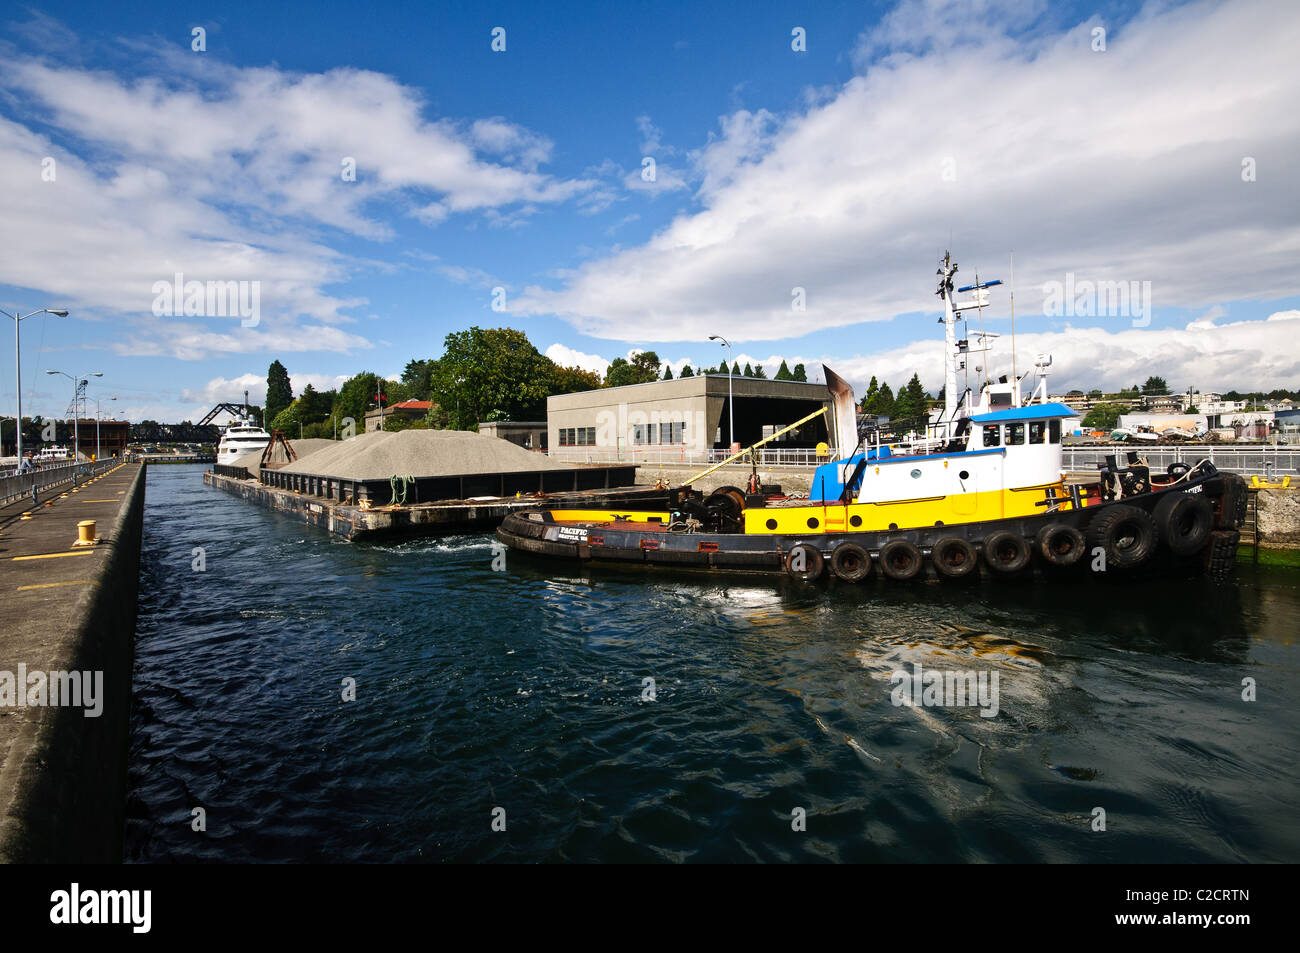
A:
0;462;145;862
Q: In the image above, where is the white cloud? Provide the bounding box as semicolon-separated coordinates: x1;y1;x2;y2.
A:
809;309;1300;399
545;343;610;376
0;48;595;358
513;0;1300;343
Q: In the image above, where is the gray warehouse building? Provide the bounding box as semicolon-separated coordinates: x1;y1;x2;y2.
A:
547;374;833;461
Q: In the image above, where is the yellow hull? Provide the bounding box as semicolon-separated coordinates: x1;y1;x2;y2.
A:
544;482;1072;534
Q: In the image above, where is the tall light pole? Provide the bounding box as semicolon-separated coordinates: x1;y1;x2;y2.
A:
2;307;68;463
709;335;734;449
46;370;101;470
94;396;117;461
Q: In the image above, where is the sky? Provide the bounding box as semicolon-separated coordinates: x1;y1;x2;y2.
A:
0;0;1297;424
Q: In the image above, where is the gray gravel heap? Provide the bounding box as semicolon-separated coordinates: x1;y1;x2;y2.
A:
276;429;571;480
234;437;336;474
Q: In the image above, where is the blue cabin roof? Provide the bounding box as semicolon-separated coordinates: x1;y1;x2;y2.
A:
969;402;1080;424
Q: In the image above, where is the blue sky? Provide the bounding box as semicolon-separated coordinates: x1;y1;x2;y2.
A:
1;0;1297;423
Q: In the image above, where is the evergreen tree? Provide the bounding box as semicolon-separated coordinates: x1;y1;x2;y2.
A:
265;360;293;428
680;364;694;377
732;361;741;376
774;360;793;381
662;365;674;380
742;362;755;377
791;363;807;382
717;360;729;374
752;364;767;379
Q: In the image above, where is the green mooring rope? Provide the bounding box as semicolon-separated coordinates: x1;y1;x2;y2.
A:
389;474;416;506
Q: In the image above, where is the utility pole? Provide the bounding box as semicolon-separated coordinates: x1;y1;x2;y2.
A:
709;335;734;450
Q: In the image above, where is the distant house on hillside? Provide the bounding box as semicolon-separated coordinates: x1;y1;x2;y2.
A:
365;399;433;432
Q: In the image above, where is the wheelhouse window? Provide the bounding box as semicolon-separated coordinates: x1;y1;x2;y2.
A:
1006;423;1025;445
1049;419;1061;443
983;425;1001;447
1029;421;1046;444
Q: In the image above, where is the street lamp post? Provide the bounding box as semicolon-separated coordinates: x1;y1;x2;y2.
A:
46;369;101;480
1;307;68;464
94;396;117;461
709;335;734;450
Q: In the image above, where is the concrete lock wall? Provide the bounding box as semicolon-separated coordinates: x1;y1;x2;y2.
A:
0;465;145;863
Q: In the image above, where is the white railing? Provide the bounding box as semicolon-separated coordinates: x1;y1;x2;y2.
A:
549;446;834;468
0;458;120;507
1063;446;1298;476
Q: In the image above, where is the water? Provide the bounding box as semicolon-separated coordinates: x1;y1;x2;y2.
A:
125;466;1300;862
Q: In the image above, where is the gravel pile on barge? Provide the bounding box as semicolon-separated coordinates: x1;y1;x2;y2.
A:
234;438;336;475
276;429;571;480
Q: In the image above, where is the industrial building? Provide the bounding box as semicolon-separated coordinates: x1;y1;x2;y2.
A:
546;374;833;461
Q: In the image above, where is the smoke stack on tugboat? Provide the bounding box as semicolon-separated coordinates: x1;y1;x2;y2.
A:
498;253;1246;582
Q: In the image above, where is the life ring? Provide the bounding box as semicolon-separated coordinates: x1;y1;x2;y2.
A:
1085;503;1158;570
878;539;922;581
1034;523;1086;567
785;543;824;582
982;531;1031;573
1153;491;1213;556
930;536;977;578
830;543;871;582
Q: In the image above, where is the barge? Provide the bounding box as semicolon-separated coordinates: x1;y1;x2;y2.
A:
498;253;1246;581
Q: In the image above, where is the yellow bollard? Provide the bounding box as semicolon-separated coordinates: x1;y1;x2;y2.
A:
73;520;98;547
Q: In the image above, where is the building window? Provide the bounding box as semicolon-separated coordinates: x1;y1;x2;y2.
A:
1029;421;1045;444
1006;423;1025;445
983;425;1001;447
580;427;595;446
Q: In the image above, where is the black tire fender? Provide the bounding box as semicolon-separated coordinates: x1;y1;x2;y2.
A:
1085;503;1158;570
983;531;1031;573
878;539;922;581
931;536;977;578
1154;491;1214;556
1035;523;1086;567
830;543;871;582
785;543;824;582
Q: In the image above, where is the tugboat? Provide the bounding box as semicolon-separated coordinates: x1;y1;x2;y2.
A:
498;253;1246;581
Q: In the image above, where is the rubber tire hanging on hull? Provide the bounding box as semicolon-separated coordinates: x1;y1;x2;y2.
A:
1085;503;1158;570
879;540;922;581
830;543;872;582
931;536;977;578
1035;523;1086;567
983;531;1031;573
1153;491;1214;556
785;543;824;582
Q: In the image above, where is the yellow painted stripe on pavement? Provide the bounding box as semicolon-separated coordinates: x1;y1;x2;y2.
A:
11;550;94;561
17;579;95;591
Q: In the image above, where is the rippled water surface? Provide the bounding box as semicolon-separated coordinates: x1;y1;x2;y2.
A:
125;466;1300;862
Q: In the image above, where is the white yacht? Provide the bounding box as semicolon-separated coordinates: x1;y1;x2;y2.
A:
217;418;271;465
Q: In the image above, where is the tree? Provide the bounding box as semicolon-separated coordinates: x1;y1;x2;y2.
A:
865;381;895;418
607;351;662;387
335;372;380;431
791;363;807;382
742;362;755;377
774;360;793;381
401;359;436;401
717;360;729;374
752;364;767;379
894;373;928;424
265;360;293;428
680;364;694;378
429;327;557;429
1087;389;1103;399
1142;376;1169;395
1066;389;1085;398
731;361;741;376
662;365;674;380
551;364;602;395
1082;403;1131;431
862;376;879;412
